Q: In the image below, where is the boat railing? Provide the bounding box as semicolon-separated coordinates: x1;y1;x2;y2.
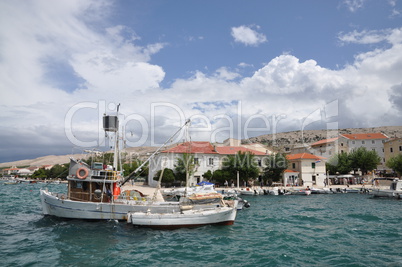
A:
90;170;121;180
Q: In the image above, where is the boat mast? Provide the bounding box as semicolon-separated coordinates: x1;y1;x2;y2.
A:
113;104;120;170
121;119;191;186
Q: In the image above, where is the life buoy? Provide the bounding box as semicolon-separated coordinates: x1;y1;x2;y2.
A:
76;168;89;179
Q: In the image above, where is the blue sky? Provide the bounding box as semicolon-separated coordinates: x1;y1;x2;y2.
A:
1;0;402;163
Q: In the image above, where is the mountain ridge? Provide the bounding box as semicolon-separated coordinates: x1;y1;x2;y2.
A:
2;126;402;168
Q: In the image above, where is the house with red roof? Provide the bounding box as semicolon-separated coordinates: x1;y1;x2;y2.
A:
148;141;269;187
339;133;389;170
286;153;327;187
307;133;389;171
309;137;340;160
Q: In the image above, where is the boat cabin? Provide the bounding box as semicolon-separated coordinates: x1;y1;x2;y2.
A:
67;158;121;202
390;179;402;191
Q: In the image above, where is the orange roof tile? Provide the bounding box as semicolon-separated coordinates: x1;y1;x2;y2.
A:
286;153;323;161
311;137;339;146
163;141;218;154
284;169;299;173
215;146;266;155
340;133;388;140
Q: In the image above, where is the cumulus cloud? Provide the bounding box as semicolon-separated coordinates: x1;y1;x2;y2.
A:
231;25;267;46
1;0;402;162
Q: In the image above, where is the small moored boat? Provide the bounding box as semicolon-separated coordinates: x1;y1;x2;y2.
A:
371;178;402;199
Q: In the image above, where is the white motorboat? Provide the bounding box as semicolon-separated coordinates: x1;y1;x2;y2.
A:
371;178;402;199
239;187;259;195
289;189;312;195
127;204;237;229
161;184;216;199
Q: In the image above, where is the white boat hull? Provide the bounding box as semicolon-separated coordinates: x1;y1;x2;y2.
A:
40;189;181;220
128;206;237;229
371;189;402;199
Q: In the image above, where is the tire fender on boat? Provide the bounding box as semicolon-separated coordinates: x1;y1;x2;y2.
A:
76;168;89;179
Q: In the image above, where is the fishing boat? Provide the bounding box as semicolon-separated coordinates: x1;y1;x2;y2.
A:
40;109;238;227
371;178;402;199
128;204;237;230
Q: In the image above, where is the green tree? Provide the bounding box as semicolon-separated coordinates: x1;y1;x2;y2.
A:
123;160;148;179
48;164;69;179
153;168;175;183
174;153;195;182
386;154;402;177
211;169;231;184
222;152;260;185
348;147;381;175
326;152;352;175
263;153;289;183
202;170;213;180
32;168;49;179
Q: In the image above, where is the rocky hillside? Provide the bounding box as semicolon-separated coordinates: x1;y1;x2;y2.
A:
244;126;402;150
2;126;402;168
0;147;158;168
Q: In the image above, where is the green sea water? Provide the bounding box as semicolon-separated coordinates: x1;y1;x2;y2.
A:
1;182;402;267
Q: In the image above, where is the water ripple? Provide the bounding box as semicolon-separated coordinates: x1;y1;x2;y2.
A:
1;183;402;266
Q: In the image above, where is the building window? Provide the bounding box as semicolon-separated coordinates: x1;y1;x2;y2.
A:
208;158;214;166
399;146;402;151
352;141;355;144
311;162;316;169
341;143;344;147
194;158;199;165
390;147;394;153
372;140;375;144
292;163;296;169
362;141;365;145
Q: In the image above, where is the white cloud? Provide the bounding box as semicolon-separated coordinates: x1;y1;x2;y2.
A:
0;1;402;162
231;25;267;46
341;0;365;12
338;29;394;44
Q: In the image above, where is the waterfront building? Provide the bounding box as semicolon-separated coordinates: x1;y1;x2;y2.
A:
384;138;402;172
286;153;326;187
147;141;268;187
339;133;389;170
307;133;389;171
